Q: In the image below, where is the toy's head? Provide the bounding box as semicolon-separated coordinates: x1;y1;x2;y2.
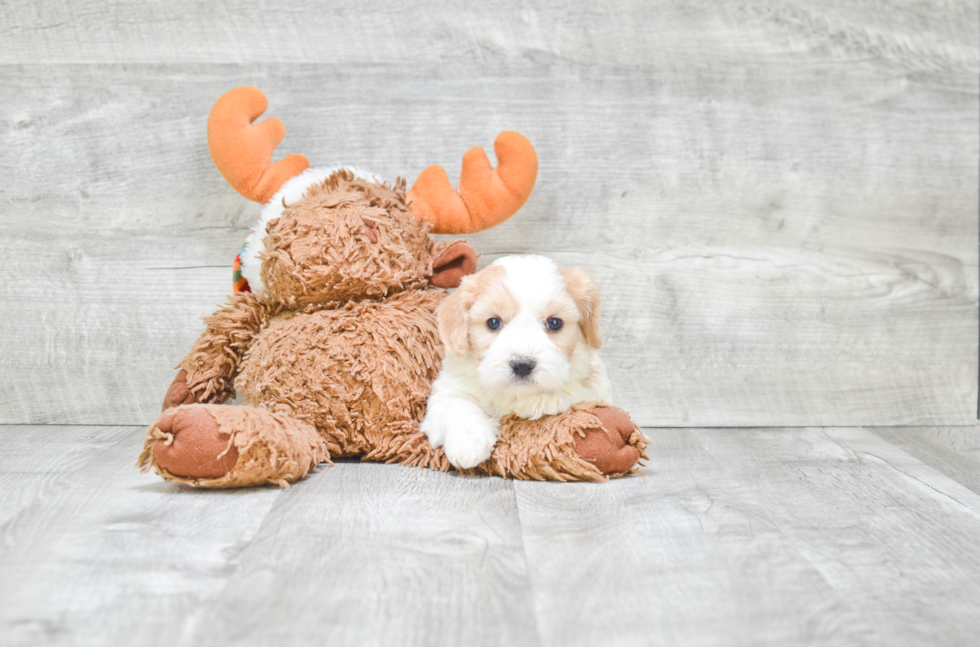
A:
257;170;467;306
208;86;538;306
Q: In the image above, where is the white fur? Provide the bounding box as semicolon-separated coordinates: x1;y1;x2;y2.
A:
240;166;381;293
421;255;612;469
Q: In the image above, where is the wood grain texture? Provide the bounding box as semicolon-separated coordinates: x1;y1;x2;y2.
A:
0;425;285;646
4;424;980;646
1;1;977;68
0;424;130;528
515;426;980;647
187;461;537;646
1;1;977;427
692;426;980;647
514;429;878;646
869;426;980;495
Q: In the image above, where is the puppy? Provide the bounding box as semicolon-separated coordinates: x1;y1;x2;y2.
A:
421;254;613;469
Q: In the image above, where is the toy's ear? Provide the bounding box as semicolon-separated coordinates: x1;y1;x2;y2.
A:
438;277;477;356
430;241;477;289
409;131;537;234
561;267;602;350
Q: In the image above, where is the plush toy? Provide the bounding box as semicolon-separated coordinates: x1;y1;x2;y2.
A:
138;86;647;487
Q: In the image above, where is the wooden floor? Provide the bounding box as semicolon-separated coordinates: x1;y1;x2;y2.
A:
1;424;978;646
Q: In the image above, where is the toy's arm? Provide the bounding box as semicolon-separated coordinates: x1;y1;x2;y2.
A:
163;292;282;409
475;402;648;482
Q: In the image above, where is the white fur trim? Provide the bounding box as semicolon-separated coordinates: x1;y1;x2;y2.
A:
239;166;383;293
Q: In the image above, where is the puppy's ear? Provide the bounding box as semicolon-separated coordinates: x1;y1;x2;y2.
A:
561;267;602;349
438;277;475;356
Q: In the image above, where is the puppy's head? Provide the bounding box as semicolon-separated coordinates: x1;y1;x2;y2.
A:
438;255;601;394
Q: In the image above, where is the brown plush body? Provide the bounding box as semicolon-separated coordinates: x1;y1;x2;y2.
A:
138;87;647;488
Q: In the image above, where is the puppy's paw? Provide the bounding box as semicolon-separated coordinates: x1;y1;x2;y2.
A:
445;432;497;469
444;416;499;470
420;410;446;448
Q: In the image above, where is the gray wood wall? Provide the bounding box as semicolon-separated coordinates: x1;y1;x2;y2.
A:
1;1;977;427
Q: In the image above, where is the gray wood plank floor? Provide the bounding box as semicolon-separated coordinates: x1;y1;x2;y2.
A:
2;424;979;647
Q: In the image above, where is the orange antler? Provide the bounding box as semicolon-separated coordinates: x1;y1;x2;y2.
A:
207;86;310;204
408;131;538;234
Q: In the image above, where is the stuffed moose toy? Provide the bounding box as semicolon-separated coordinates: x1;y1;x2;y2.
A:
138;86;647;487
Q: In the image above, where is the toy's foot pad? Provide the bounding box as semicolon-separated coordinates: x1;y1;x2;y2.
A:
152;407;238;479
574;406;642;475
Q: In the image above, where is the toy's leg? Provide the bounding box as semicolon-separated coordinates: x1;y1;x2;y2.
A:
137;404;337;488
475;402;649;482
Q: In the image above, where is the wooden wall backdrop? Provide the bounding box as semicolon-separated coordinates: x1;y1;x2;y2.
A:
0;1;977;427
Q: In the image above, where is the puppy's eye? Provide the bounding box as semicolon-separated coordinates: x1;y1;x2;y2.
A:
546;317;563;331
487;317;503;331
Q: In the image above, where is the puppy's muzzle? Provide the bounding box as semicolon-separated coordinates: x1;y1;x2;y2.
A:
509;357;536;379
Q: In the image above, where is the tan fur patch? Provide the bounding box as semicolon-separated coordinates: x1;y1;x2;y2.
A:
550;317;586;359
538;295;582;359
438;264;507;356
466;271;519;359
559;266;602;349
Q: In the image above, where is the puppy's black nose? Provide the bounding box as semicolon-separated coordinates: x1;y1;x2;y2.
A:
509;357;536;378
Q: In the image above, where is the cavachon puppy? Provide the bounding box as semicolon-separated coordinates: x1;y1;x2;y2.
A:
422;255;616;469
